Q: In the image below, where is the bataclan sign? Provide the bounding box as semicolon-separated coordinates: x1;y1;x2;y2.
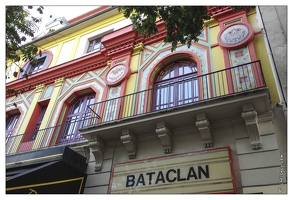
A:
110;147;236;194
125;165;209;187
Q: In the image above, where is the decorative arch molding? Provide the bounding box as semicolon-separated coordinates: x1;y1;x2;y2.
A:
59;71;107;98
18;50;53;79
49;82;105;128
137;44;211;92
148;51;202;86
5;102;27;137
6;52;108;98
6;91;32;116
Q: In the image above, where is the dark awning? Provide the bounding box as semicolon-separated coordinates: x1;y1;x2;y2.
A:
6;146;87;194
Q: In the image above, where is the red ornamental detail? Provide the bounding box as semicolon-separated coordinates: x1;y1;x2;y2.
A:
217;22;254;50
105;64;130;86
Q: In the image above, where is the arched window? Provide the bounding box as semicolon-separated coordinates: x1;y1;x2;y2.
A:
6;112;20;143
153;60;198;110
19;51;52;78
58;93;96;144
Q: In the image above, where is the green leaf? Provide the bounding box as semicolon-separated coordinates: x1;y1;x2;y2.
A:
118;6;211;52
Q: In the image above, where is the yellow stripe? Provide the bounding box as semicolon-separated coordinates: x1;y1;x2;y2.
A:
6;153;63;166
6;177;84;193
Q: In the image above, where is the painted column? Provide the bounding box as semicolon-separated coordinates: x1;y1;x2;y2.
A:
123;43;143;117
127;43;144;95
9;84;45;154
33;78;65;149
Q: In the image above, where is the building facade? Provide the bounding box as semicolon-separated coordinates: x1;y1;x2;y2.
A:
6;6;287;194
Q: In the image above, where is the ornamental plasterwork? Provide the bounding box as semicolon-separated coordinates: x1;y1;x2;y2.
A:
137;44;209;113
140;44;208;92
50;82;104;128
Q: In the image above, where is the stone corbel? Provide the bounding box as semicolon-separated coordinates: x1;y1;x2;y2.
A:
195;113;213;148
89;138;106;171
241;104;262;150
121;129;137;159
155;121;172;154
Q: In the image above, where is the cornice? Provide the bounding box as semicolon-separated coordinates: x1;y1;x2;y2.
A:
207;6;251;22
6;18;169;98
68;6;112;24
6;51;108;98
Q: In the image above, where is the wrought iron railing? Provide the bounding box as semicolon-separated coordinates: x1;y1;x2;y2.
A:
6;119;86;155
6;60;265;155
81;60;265;127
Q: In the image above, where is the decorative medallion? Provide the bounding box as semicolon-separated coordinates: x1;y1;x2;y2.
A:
218;22;254;49
105;64;130;86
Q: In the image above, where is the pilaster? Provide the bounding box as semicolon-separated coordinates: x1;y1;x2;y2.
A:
16;84;46;152
33;78;65;149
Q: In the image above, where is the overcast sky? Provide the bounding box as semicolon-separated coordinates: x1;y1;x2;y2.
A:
29;6;101;31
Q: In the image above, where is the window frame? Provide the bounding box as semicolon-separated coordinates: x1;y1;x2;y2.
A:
6;113;20;141
153;61;199;111
58;93;96;144
86;37;104;53
19;51;53;79
84;29;113;55
28;57;46;75
30;106;48;140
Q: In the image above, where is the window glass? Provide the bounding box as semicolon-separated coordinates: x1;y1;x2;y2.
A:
93;39;101;50
6;113;20;141
28;57;46;75
43;85;54;99
87;38;104;53
154;61;198;110
58;93;96;144
19;51;52;78
31;106;47;140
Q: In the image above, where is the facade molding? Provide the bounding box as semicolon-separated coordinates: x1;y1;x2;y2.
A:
6;20;167;99
5;6;286;194
132;43;144;56
6;52;108;98
35;84;46;93
54;77;65;87
258;111;274;122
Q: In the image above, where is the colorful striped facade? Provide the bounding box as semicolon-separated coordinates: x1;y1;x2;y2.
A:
6;6;287;194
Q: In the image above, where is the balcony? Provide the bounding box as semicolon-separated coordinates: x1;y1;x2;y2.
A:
6;60;271;155
6;119;88;155
80;60;270;142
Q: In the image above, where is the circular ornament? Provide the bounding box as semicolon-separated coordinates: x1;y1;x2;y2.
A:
105;64;130;86
218;22;254;49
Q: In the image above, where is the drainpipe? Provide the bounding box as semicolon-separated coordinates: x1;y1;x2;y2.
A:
255;6;287;113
